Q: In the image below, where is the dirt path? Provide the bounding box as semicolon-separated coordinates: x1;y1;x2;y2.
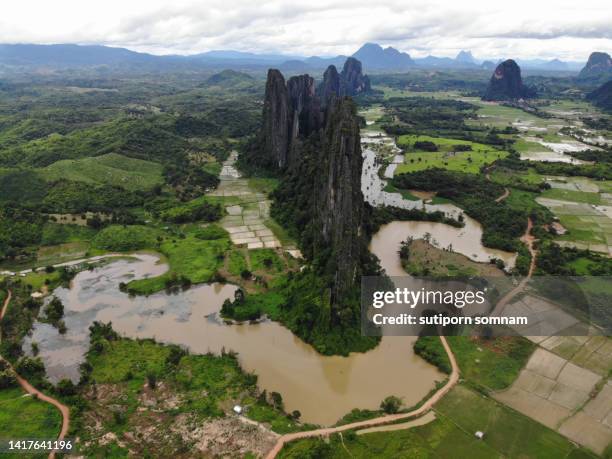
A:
485;167;510;203
491;218;537;316
0;290;70;459
264;335;460;458
0;289;12;320
495;187;510;203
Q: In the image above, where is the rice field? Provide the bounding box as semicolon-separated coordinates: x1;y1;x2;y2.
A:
536;185;612;255
395;134;507;174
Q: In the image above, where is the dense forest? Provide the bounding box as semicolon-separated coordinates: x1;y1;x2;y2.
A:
0;70;263;263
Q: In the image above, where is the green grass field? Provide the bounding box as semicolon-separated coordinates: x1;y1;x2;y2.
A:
227;249;248;276
536;189;612;251
415;335;535;391
395;135;507;174
0;387;62;458
490;167;544;187
540;188;602;205
91;225;162;252
468;100;550;127
378;86;463;100
127;230;229;294
279;385;594;458
435;386;596;459
513;138;550;153
38;153;163;191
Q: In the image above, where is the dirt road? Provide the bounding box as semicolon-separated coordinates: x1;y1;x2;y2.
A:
0;289;12;320
264;335;460;458
495;187;510;203
491;217;537;316
0;290;70;459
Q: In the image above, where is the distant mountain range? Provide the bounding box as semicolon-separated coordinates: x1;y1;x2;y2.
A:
0;42;588;73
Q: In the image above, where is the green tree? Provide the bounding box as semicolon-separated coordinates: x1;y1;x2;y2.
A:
380;395;403;414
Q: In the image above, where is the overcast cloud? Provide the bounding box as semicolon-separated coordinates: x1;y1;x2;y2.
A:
1;0;610;61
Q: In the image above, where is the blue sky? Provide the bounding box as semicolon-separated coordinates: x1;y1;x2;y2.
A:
1;0;610;61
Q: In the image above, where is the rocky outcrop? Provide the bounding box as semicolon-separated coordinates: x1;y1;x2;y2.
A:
340;57;371;96
261;71;324;169
482;59;534;101
579;52;612;79
319;65;341;107
262;69;290;168
318;57;371;107
315;98;364;308
261;58;371;169
256;67;367;322
287;74;321;144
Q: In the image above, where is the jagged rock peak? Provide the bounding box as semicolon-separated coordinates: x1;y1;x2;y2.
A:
316;97;364;309
341;57;371;95
482;59;534;101
260;62;370;173
263;69;290;168
320;64;341;106
287;74;321;154
261;70;323;169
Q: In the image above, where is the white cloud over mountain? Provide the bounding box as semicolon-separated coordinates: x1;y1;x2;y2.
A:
1;0;610;60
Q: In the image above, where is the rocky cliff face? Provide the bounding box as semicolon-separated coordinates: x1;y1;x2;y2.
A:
579;52;612;79
340;57;371;96
261;71;323;168
319;65;341;107
287;74;321;146
262;69;290;168
318;57;371;107
257;66;366;322
261;58;370;169
482;59;534;101
315;98;364;309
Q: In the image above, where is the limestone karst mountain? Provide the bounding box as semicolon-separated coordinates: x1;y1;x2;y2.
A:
339;57;372;96
247;65;367;322
456;50;477;64
352;42;414;70
482;59;535;101
579;52;612;79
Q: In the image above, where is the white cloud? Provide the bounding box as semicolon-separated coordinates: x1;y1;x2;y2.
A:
0;0;610;60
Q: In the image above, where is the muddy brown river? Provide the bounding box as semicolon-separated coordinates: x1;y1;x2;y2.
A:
26;253;443;426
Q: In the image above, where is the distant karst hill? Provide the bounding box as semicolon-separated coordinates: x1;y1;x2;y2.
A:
456;50;477;64
482;59;535;101
587;79;612;113
579;52;612;79
319;57;371;104
352;43;414;70
204;69;254;86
